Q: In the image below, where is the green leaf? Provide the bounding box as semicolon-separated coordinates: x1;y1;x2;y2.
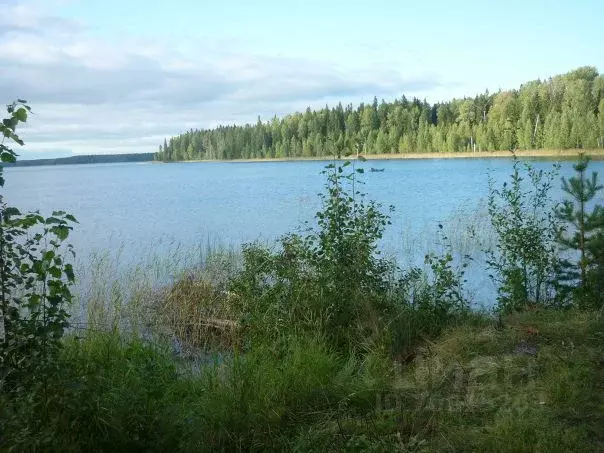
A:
51;225;69;241
358;155;367;162
64;264;75;282
1;152;17;163
15;108;28;122
49;267;62;278
3;207;20;216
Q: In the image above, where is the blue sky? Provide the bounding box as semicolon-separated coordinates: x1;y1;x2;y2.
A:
1;0;603;157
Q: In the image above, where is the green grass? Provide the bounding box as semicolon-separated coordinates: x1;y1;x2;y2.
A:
2;308;601;452
306;308;604;453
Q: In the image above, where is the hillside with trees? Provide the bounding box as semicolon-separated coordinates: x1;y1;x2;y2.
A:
156;66;604;161
8;153;154;167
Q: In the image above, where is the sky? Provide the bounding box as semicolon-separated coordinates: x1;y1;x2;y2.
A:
1;0;603;158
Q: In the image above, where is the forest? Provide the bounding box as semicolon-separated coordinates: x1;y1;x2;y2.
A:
8;153;154;167
156;66;604;161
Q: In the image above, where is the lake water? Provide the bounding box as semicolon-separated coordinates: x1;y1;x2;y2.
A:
4;157;604;306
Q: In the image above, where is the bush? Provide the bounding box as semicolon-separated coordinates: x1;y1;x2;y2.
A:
1;101;77;444
486;155;561;312
231;158;399;352
157;275;240;351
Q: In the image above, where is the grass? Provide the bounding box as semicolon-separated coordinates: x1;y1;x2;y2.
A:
70;242;240;337
291;308;604;452
2;307;601;452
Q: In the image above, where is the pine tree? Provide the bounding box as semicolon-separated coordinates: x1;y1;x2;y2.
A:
556;153;604;307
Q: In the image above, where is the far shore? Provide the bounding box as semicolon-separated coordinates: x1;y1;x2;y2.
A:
166;148;604;164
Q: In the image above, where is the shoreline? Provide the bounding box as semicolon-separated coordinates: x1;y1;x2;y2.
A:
167;148;604;164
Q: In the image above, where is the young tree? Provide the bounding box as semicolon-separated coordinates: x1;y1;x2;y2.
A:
486;155;561;312
1;101;77;394
556;153;604;308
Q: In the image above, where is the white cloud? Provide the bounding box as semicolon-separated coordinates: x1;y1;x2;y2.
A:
0;1;445;157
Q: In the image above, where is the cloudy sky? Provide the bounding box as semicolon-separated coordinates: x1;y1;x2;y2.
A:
1;0;603;158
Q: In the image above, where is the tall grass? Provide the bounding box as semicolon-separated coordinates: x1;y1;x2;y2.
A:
398;199;498;308
5;307;598;452
71;240;240;339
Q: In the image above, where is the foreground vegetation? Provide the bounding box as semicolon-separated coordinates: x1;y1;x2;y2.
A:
2;308;603;452
156;66;604;161
2;103;604;452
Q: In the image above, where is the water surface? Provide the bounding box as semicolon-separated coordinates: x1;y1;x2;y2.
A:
5;157;603;305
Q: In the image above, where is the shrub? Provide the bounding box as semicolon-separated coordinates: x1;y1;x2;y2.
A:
231;157;398;352
486;155;561;312
0;102;77;392
0;101;77;450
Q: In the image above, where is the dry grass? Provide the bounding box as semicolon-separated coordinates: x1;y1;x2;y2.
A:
70;243;242;356
156;276;241;351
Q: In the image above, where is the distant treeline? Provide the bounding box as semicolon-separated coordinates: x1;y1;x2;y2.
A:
156;66;604;161
7;153;154;167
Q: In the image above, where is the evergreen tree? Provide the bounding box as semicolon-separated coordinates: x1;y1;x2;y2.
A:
556;153;604;307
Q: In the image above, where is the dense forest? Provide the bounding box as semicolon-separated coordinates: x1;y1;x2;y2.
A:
8;153;154;167
156;66;604;161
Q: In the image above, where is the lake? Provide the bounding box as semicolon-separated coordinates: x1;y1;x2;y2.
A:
4;157;604;306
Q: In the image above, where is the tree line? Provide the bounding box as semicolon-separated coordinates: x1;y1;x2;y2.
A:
156;66;604;161
7;153;154;167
